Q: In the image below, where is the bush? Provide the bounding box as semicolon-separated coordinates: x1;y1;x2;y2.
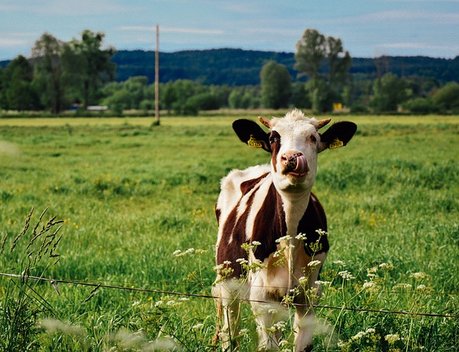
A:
186;93;219;111
403;97;438;114
432;82;459;113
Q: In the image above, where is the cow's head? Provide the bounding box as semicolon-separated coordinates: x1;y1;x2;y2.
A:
233;109;357;192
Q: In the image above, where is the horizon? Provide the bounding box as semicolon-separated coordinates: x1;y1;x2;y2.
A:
1;0;458;61
2;47;458;64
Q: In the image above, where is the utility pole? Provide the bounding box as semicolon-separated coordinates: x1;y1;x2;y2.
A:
154;24;160;125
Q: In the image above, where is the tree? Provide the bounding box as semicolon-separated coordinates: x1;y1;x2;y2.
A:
2;56;40;110
432;82;459;112
326;36;351;86
64;30;115;108
295;29;326;83
32;33;65;114
295;29;351;112
260;61;291;109
370;73;407;113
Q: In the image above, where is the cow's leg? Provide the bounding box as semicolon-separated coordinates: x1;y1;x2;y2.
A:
213;280;245;351
293;306;314;352
293;252;327;352
250;284;286;351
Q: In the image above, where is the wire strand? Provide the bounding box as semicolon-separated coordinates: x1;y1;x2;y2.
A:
0;272;456;319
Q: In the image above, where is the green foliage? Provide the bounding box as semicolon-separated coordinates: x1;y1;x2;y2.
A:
402;97;437;114
0;208;64;351
32;33;66;114
260;60;291;109
63;30;115;109
0;115;457;351
432;82;459;113
370;73;407;113
295;29;351;112
228;87;259;109
1;56;40;111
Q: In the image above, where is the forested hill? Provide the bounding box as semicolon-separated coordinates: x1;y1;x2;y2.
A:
112;48;459;85
1;48;457;85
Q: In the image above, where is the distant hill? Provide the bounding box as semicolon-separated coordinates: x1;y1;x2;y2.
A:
2;49;458;85
112;49;459;85
112;48;296;85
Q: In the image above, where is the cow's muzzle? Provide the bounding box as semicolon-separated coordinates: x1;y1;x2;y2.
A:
281;152;308;177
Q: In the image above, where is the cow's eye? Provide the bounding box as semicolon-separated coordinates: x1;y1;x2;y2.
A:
269;132;280;144
310;135;317;143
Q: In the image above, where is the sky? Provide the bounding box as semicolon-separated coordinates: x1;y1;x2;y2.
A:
0;0;458;61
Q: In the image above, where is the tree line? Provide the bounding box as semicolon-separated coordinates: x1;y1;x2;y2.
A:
1;29;458;115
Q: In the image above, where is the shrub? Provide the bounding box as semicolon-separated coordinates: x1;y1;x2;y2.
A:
403;97;437;114
432;82;459;113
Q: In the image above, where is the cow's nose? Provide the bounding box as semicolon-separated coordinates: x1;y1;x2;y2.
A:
281;152;303;168
280;152;308;176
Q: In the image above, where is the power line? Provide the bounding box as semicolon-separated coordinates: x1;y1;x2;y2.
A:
0;272;456;319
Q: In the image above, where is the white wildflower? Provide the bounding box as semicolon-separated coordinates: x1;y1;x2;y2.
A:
385;334;400;344
192;323;204;331
214;264;224;271
239;328;249;336
295;233;307;240
393;283;412;290
410;272;428;280
363;281;376;289
223;260;232;265
235;258;248;265
39;318;84;336
351;331;366;341
315;280;331;286
276;235;291;243
379;262;394;271
315;229;327;237
333;260;346;266
299;276;308;285
338;270;355;280
279;339;289;347
307;260;322;268
172;250;182;256
367;266;378;278
416;284;430;292
251;241;261;246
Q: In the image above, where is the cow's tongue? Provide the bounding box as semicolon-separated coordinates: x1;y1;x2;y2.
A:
291;155;308;176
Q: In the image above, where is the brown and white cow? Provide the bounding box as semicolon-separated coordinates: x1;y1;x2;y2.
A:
213;109;356;351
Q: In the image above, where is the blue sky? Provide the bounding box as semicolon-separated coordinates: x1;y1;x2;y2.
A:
0;0;458;61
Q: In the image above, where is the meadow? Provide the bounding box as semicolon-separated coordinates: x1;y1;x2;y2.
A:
0;114;457;351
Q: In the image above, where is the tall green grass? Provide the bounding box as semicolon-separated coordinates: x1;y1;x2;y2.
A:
0;115;458;351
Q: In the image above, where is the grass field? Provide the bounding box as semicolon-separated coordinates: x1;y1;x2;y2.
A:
0;114;458;351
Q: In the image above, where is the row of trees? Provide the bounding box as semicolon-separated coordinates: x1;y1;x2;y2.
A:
1;28;458;115
0;30;114;113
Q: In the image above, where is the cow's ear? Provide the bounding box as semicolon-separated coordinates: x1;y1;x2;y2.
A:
232;119;271;152
319;121;357;152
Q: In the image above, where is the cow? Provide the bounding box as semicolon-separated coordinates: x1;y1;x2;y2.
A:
212;109;357;351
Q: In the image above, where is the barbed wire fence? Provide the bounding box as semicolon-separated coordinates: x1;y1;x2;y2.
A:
0;272;456;319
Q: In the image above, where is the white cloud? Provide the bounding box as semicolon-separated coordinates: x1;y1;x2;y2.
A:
354;10;459;23
0;38;28;47
119;26;224;35
3;0;132;16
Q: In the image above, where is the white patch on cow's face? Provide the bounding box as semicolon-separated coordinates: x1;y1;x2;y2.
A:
269;111;321;193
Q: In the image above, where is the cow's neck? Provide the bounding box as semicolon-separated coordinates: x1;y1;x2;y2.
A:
276;187;312;293
278;187;312;230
